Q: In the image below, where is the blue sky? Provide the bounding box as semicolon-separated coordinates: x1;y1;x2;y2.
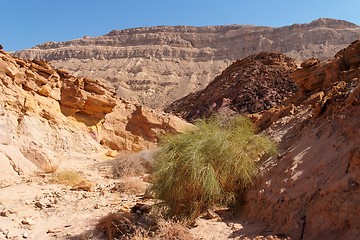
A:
1;0;360;51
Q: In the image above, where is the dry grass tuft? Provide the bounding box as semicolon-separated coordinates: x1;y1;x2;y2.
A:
155;219;194;240
94;210;193;240
95;212;136;240
95;211;159;240
114;178;147;195
112;150;155;178
53;170;84;186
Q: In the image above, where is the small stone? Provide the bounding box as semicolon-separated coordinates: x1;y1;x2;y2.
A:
105;150;118;157
204;209;220;220
34;201;43;209
22;231;29;238
21;218;36;225
47;228;61;234
0;211;8;217
71;180;95;192
130;203;152;214
94;204;100;209
53;198;59;204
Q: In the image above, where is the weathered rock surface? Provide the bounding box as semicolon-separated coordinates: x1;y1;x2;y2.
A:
165;52;298;121
14;18;360;109
161;39;360;239
244;40;360;239
0;50;191;181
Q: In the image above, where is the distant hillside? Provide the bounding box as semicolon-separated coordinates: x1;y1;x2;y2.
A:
14;18;360;109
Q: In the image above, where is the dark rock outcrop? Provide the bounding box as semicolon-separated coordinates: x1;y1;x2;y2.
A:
165;52;298;121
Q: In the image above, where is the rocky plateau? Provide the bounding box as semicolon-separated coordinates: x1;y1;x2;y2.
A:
14;18;360;109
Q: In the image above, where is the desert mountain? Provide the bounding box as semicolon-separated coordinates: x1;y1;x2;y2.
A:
0;49;190;181
14;18;360;109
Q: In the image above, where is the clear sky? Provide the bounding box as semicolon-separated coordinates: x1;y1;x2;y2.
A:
1;0;360;51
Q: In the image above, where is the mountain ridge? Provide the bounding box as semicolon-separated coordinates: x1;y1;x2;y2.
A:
13;18;360;109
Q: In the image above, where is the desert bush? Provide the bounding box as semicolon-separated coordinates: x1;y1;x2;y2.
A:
94;211;160;240
53;170;84;186
154;219;194;240
112;150;155;178
150;115;276;220
93;210;192;240
114;178;147;195
95;212;136;240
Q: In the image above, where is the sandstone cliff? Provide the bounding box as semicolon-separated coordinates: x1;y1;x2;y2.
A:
14;18;360;109
0;50;190;181
244;40;360;239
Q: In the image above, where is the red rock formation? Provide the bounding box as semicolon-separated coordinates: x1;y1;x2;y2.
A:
166;52;298;121
162;40;360;239
244;40;360;239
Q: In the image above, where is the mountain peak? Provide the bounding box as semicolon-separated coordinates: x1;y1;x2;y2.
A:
309;18;358;28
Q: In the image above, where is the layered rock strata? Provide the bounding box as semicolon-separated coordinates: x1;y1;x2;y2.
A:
14;18;360;109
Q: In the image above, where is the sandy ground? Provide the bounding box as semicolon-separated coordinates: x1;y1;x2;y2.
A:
0;151;281;240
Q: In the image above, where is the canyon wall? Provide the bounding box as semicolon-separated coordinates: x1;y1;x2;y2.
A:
0;49;190;181
14;18;360;109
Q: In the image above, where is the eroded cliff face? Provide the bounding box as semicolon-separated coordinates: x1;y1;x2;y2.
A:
14;18;360;109
0;50;191;181
244;40;360;239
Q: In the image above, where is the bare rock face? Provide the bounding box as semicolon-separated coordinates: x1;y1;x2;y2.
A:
13;18;360;109
292;39;360;93
244;40;360;239
165;52;298;121
0;50;191;181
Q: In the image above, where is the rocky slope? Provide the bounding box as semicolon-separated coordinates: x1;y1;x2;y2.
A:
243;40;360;239
165;52;298;121
0;49;190;181
165;39;360;239
14;18;360;109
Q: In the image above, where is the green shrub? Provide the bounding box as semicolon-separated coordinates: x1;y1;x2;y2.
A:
150;115;276;220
